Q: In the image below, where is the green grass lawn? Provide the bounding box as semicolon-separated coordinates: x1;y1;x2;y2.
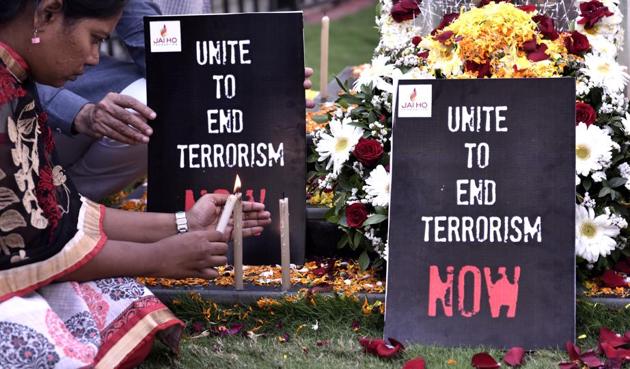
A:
139;295;630;369
304;2;380;92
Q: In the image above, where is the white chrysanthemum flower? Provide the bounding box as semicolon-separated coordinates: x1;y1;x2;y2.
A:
364;165;391;207
581;54;630;93
353;55;402;93
316;118;364;175
575;204;621;263
575;123;615;176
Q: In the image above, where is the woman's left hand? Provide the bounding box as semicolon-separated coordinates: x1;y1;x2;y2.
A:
186;194;272;237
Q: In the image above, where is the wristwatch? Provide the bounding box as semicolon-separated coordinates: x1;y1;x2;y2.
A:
175;211;188;233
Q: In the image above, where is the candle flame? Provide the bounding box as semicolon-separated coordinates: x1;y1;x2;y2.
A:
233;174;242;193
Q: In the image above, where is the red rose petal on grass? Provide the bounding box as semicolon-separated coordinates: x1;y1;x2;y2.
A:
402;357;426;369
599;327;630;348
518;4;537;12
472;352;500;369
375;338;405;358
359;337;404;358
565;342;581;361
504;347;525;367
558;363;579;369
351;320;361;331
600;270;629;288
601;342;630;361
359;337;385;355
613;258;630;274
579;351;604;368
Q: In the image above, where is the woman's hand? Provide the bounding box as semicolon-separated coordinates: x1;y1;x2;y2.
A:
151;230;229;279
186;193;272;237
73;92;155;144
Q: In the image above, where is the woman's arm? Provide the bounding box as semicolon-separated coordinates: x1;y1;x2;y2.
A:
58;230;229;282
103;194;272;243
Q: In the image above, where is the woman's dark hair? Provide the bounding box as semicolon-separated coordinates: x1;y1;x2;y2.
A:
0;0;128;23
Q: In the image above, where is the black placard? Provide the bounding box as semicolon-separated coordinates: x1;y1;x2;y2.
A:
145;13;306;265
385;79;575;348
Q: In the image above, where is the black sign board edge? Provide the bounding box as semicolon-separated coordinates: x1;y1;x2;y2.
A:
384;77;577;349
143;12;307;265
384;78;435;339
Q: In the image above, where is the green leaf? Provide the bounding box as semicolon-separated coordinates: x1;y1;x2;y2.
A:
608;177;627;188
582;177;592;192
312;114;329;124
363;214;388;226
599;186;612;198
337;233;349;250
374;206;389;215
358;251;370;271
353;231;363;248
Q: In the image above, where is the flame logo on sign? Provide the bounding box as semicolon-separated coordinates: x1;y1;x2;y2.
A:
160;24;167;37
410;87;417;102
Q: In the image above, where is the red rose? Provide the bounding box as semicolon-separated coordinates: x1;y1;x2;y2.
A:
576;101;597;126
411;36;422;46
431;13;459;35
564;31;590;55
465;60;492;78
353;138;384;167
417;50;429;59
346;203;368;228
532;15;559;40
578;0;613;29
391;0;421;23
517;5;537;12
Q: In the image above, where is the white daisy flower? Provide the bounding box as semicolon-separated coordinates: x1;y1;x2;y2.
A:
575;204;621;263
315;118;364;175
575;122;615;176
587;35;618;58
581;54;630;93
364;165;391;207
353;55;402;93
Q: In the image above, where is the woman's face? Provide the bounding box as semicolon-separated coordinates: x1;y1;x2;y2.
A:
29;12;121;87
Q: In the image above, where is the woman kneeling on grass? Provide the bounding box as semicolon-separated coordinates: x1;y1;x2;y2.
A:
0;0;272;367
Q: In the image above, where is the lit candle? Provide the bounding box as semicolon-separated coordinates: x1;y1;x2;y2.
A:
319;15;330;100
233;192;243;291
279;195;291;292
216;175;241;234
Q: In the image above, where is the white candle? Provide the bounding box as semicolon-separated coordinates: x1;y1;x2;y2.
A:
320;16;330;100
279;197;291;292
234;194;243;290
216;174;242;234
216;194;237;234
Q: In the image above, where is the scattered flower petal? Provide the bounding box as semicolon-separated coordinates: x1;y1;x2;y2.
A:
504;347;525;367
402;357;426;369
472;352;500;369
